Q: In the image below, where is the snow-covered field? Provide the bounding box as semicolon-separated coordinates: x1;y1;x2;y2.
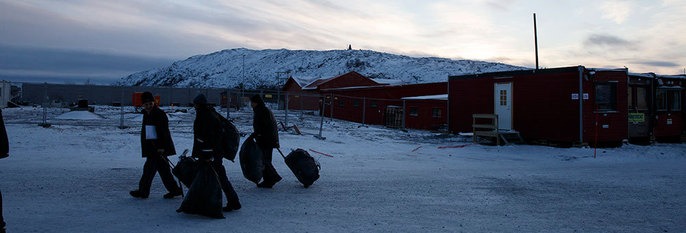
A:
1;106;685;232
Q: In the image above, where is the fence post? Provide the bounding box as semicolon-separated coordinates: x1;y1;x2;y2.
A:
402;99;406;129
362;97;366;125
317;96;325;140
38;83;50;127
226;89;231;119
119;89;125;129
277;89;281;110
299;93;304;119
284;92;289;128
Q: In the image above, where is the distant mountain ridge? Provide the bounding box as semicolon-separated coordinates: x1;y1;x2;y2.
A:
116;48;527;89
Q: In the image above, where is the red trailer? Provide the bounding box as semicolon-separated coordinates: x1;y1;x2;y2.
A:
449;66;628;146
652;75;685;142
627;73;654;144
132;92;160;107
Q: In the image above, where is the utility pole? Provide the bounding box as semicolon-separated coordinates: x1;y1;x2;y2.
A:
533;13;539;70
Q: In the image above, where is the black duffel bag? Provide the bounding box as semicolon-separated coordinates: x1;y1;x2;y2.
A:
172;155;198;188
176;162;224;219
239;137;264;184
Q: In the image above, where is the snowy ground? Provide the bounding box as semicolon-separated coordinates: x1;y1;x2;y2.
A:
1;105;685;232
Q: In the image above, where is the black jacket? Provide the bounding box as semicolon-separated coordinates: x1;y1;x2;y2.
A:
140;107;176;157
192;107;222;160
252;103;279;149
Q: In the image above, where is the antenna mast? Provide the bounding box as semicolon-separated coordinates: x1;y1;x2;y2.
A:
534;13;539;70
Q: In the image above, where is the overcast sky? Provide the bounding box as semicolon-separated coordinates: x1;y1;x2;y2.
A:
1;0;684;84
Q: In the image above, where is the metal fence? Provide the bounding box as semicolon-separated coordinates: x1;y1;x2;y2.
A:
10;82;445;142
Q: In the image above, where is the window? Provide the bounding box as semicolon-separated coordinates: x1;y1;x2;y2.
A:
370;100;377;108
432;108;441;118
670;90;681;111
656;89;682;111
353;100;360;107
595;83;617;111
338;100;344;107
409;107;418;116
499;90;507;106
628;86;649;111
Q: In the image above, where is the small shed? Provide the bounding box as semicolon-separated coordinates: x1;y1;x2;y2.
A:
449;66;628;146
401;94;448;130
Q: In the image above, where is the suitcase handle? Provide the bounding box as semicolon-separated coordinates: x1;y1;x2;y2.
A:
276;148;286;160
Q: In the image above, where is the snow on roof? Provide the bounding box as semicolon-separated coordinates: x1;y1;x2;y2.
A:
587;68;627;72
302;76;336;90
656;74;686;79
628;73;655;78
291;76;320;87
401;94;448;100
372;78;404;85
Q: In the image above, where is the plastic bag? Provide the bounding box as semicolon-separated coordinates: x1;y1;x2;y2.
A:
239;137;264;184
176;163;224;219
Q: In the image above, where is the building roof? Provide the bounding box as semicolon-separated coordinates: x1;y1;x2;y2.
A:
401;94;448;100
449;66;627;80
300;71;379;90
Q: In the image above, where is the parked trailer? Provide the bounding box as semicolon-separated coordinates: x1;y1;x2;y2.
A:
132;92;161;107
449;66;628;147
627;73;654;144
652;74;685;142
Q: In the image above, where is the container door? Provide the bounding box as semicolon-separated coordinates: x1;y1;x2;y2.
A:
494;82;512;130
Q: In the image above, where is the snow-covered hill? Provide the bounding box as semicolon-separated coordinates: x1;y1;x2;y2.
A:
116;48;526;88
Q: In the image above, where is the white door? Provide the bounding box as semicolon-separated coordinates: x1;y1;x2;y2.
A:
494;82;512;130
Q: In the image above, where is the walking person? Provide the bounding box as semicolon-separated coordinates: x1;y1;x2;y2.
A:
249;94;282;188
0;109;9;233
130;92;182;199
192;94;241;211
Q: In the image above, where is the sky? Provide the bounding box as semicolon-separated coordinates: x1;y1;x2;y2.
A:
1;0;685;85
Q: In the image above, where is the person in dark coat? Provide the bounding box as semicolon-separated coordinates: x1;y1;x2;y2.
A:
0;109;9;233
130;92;182;199
250;94;282;188
192;94;241;211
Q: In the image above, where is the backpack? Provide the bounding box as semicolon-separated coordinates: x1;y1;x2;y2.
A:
211;110;240;161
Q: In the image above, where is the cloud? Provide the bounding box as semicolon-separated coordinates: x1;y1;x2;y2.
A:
583;34;635;48
486;0;518;11
600;1;631;24
0;44;173;83
630;60;680;67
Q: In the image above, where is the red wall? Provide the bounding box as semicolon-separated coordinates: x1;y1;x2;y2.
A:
405;99;447;130
449;67;628;144
581;70;628;143
321;82;447;130
653;77;685;139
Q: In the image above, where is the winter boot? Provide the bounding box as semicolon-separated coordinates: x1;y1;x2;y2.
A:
163;189;183;199
129;190;148;199
223;200;241;212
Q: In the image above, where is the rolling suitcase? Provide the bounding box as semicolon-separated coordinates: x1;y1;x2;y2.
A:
278;148;320;188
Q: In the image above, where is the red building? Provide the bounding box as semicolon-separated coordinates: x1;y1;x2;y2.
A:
282;71;382;110
449;66;629;146
653;74;685;142
320;82;447;130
